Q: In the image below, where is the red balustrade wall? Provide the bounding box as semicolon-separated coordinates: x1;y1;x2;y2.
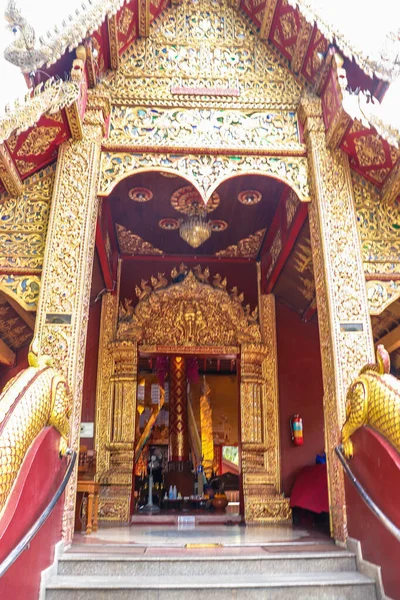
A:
275;301;325;496
345;427;400;600
0;427;66;600
80;251;104;450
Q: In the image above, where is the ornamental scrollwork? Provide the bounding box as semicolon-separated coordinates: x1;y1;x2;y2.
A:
0;274;40;311
352;172;400;276
99;151;310;203
0;166;54;272
108;106;302;152
101;0;302;110
117;267;260;346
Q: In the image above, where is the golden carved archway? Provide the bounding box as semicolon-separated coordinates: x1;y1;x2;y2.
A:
95;265;290;523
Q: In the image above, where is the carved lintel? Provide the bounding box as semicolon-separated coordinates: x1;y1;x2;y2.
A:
0;143;22;197
382;159;400;205
107;14;120;71
259;0;279;40
291;18;313;74
138;0;150;38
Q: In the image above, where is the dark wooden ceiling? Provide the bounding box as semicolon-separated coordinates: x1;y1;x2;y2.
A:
108;171;284;257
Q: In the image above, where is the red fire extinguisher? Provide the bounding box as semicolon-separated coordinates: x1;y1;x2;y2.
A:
290;414;303;446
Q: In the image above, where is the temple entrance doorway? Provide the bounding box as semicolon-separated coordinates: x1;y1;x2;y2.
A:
132;352;242;523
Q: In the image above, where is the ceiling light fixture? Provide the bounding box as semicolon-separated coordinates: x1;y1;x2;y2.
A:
179;202;212;248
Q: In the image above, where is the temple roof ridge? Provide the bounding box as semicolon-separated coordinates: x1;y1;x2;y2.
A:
3;0;400;83
4;0;124;73
0;77;80;145
287;0;400;83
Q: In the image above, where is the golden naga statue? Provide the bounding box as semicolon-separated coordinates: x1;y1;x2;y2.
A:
0;348;72;514
342;344;400;459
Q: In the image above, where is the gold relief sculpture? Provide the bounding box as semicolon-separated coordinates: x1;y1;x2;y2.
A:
108;106;302;152
200;377;214;479
99;151;310;204
0;166;54;273
101;0;302;110
33;96;109;542
352;172;400;277
0;350;72;513
0;80;80;146
116;223;163;255
95;292;119;478
0;274;40;311
366;280;400;316
240;295;290;523
341;344;400;459
0;143;22;197
299;92;374;541
117;269;261;346
215;229;266;258
17;126;61;157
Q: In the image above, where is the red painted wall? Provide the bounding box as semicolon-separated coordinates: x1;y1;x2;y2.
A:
80;251;104;450
0;344;29;393
345;427;400;600
0;427;66;600
276;301;325;496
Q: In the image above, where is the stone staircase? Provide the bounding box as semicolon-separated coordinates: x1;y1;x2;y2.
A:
44;543;378;599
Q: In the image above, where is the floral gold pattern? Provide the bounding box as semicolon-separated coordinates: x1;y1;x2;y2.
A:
116;224;163;255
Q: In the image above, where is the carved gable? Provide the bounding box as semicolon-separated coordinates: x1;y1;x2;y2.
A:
117;270;261;346
102;0;303;152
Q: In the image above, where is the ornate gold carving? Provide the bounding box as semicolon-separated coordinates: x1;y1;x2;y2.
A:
107;14;120;71
200;377;214;479
215;229;266;258
354;134;386;168
285;188;299;227
100;151;310;203
138;0;150;37
367;280;400;316
0;79;80;145
118;269;260;346
33;105;107;541
108;106;302;152
0;351;72;513
0;274;40;312
341;345;400;458
17;126;61;157
291;16;313;73
299;92;374;541
259;0;279;40
0;143;22;197
95;292;119;479
240;296;287;522
101;0;302;110
116;224;163;255
0;166;54;273
382;160;400;206
352;172;400;276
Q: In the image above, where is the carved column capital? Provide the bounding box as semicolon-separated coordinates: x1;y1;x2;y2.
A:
298;92;325;136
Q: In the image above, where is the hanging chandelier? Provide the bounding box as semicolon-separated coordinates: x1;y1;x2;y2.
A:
179;202;212;248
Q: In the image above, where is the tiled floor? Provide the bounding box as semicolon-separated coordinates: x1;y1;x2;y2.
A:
71;524;332;550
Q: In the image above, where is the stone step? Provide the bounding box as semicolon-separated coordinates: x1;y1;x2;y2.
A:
45;571;376;600
58;551;357;576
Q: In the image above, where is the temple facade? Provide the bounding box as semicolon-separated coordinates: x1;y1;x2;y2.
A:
0;0;400;598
